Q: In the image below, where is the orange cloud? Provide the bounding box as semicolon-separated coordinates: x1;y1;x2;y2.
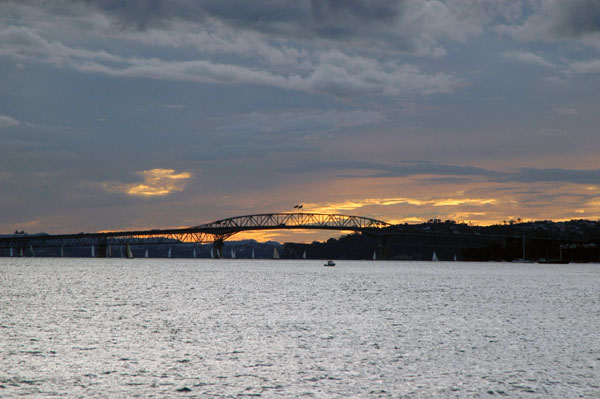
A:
103;168;192;197
304;196;496;214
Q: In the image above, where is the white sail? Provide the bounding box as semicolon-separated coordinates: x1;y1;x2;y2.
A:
454;253;457;261
91;245;95;258
145;248;149;258
20;247;24;257
168;247;172;258
30;245;35;257
192;248;196;258
9;247;13;257
432;251;439;261
273;247;279;259
126;243;134;259
210;247;214;258
303;250;306;259
252;248;255;259
231;248;236;259
373;251;377;260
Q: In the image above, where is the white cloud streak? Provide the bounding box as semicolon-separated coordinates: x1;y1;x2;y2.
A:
502;50;555;69
568;59;600;74
0;114;21;128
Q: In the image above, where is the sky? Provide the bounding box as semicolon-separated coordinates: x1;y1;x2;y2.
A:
1;0;600;242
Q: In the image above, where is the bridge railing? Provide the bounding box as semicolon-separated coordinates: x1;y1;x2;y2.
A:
197;212;390;230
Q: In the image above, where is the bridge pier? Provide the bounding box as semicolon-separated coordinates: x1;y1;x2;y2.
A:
213;239;224;259
377;235;390;260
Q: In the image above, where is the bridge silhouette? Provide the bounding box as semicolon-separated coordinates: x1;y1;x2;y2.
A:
0;212;393;258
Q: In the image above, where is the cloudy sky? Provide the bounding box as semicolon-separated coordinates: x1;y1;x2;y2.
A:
1;0;600;241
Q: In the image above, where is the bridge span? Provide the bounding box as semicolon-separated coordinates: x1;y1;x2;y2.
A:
0;212;392;258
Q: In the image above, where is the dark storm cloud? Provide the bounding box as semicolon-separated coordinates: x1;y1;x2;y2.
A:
78;0;403;37
497;0;600;46
356;161;495;179
290;160;600;186
554;0;600;37
63;0;465;55
505;168;600;185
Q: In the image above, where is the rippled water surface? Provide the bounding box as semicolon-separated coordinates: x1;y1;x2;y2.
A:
1;258;599;398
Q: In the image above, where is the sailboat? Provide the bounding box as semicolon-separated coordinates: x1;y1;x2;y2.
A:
273;247;279;259
144;248;149;258
513;233;533;263
373;250;377;260
30;245;35;257
432;251;439;261
167;247;172;258
302;250;306;259
126;242;134;259
192;248;197;258
9;247;13;257
91;245;95;258
231;248;236;259
453;253;457;261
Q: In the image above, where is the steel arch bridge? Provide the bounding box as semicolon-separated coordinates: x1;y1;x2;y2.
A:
0;212;391;257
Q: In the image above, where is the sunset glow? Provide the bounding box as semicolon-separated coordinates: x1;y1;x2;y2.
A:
2;1;600;241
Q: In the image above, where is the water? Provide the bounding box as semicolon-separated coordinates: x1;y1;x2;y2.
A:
1;259;599;398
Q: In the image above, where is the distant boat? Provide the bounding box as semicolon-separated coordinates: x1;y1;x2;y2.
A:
231;248;236;259
512;258;533;263
273;247;279;259
303;250;307;259
192;248;197;258
513;234;532;263
91;245;95;258
324;260;336;267
432;251;439;261
167;247;172;258
9;247;13;257
372;250;377;260
126;242;134;259
144;248;149;258
454;253;457;261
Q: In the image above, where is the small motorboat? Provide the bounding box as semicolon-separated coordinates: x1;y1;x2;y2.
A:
324;260;336;267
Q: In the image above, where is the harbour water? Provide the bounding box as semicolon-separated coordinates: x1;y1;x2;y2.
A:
1;258;599;398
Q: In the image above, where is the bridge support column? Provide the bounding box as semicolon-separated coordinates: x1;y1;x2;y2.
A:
377;235;390;260
213;239;224;259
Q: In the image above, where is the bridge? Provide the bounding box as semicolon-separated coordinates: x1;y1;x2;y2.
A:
0;212;392;258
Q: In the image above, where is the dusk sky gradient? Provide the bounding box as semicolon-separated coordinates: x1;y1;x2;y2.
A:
2;0;600;242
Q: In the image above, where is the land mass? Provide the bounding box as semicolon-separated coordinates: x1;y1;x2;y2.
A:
2;219;600;262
